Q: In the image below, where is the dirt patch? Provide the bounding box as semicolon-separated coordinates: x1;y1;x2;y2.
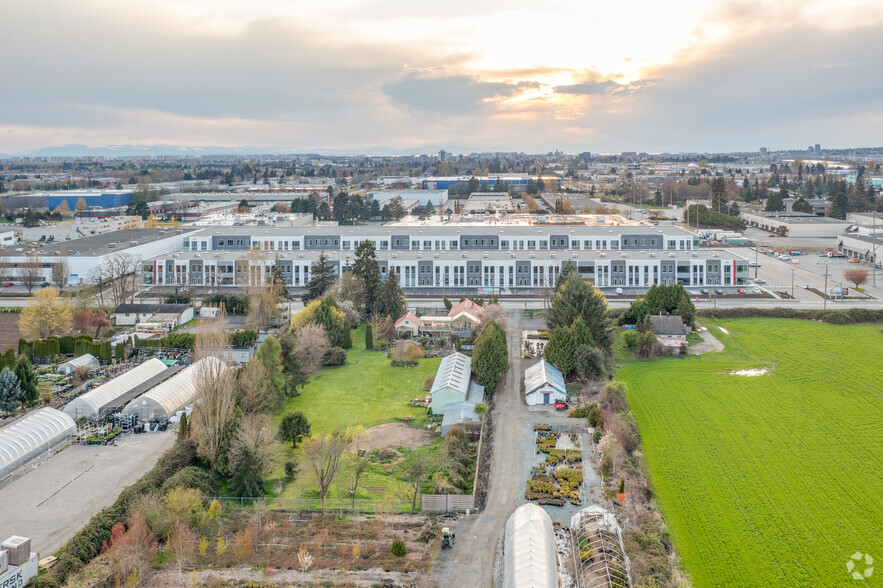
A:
361;423;436;452
0;313;19;352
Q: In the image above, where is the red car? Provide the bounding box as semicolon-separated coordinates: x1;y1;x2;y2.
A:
2;282;13;288
554;402;569;411
737;288;746;294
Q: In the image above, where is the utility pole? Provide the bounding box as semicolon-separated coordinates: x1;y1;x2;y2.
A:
873;210;878;287
791;267;795;300
755;243;759;280
823;263;829;310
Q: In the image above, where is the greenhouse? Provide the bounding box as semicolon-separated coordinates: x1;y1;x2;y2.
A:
570;505;631;588
63;358;169;420
57;353;100;375
503;503;558;588
122;357;228;421
0;408;76;482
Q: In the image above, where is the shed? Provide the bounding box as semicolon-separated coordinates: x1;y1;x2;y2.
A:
122;356;229;421
430;352;471;414
63;358;168;420
57;354;100;376
0;408;76;482
503;503;558;588
524;359;567;406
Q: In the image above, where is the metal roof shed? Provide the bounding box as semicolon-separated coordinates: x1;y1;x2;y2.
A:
57;354;100;375
122;357;228;421
503;503;558;588
0;408;75;482
430;352;472;415
63;358;168;420
524;359;567;406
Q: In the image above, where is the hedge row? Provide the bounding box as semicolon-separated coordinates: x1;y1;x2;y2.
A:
134;331;196;350
696;307;883;324
32;438;199;587
19;335;93;357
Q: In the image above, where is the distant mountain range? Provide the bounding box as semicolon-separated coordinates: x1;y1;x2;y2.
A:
3;143;489;158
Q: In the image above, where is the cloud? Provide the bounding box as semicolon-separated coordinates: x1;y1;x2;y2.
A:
382;74;539;114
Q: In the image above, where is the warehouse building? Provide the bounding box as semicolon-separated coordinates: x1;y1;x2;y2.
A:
63;359;169;420
837;234;881;267
0;408;76;482
367;190;447;206
43;189;134;211
122;357;229;421
741;211;852;237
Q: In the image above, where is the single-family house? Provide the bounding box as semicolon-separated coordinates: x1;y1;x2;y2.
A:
394;312;421;337
649;315;688;347
58;353;100;375
113;303;194;327
524;359;567;406
430;352;472;414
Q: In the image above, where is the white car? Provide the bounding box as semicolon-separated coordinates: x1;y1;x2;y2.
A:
752;286;761;294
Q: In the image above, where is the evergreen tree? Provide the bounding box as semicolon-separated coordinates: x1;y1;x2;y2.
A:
830;182;849;219
792;197;814;214
574;345;607;382
279;334;309;395
675;296;696;329
374;270;405;319
15;357;38;406
365;324;374;350
546;273;614;356
279;412;311;448
556;263;579;293
255;336;287;408
710;177;727;212
177;412;190;440
228;441;266;497
302;253;337;303
764;191;784;212
472;321;508;390
544;327;577;375
352;240;382;314
0;367;23;415
570;316;594;347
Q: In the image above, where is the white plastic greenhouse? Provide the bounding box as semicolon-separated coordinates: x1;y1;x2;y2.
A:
0;408;76;481
503;503;558;588
122;357;228;421
63;359;169;420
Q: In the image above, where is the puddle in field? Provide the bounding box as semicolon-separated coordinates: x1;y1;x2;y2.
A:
730;368;768;377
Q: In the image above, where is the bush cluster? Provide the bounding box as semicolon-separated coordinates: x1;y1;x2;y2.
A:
696;307;883;324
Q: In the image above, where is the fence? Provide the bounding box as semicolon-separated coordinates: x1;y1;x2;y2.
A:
206;496;416;515
420;494;475;513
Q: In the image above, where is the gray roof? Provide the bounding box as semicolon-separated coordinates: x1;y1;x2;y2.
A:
7;228;190;257
114;303;191;314
524;359;565;396
649;315;687;336
441;402;481;431
431;352;471;397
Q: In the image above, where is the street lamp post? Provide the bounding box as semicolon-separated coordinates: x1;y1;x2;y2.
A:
823;263;829;310
791;267;795;300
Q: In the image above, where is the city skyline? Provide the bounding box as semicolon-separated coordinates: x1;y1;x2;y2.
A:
2;0;882;155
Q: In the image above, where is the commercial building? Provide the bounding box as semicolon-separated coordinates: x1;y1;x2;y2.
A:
463;193;515;213
367;190;447;206
113;303;193;327
421;175;562;192
837;234;881;267
139;218;749;292
43;189;134;211
741;211;853;238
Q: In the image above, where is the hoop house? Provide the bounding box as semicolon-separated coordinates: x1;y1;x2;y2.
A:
0;408;75;481
123;357;228;421
504;503;558;588
571;505;631;588
64;358;168;420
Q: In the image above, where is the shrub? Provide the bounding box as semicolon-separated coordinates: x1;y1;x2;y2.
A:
622;330;638;348
231;330;258;348
586;403;603;428
284;460;298;480
321;346;347;366
161;466;219;496
391;538;407;557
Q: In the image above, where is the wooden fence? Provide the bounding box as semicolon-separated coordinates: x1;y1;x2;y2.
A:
420;494;475;513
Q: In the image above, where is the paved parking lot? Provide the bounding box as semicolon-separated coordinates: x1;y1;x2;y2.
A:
0;431;175;556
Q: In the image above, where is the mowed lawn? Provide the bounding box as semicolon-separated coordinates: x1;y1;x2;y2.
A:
277;325;441;434
618;319;883;587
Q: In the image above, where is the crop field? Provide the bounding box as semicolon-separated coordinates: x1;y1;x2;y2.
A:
0;312;19;352
618;319;883;587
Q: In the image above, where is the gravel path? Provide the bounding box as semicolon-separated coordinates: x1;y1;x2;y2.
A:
692;324;725;353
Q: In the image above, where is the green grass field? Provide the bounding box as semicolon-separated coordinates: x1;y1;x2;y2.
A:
270;325;442;501
277;325;441;434
618;319;883;587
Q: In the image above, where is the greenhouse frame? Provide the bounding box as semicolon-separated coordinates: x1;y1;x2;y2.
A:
0;408;76;482
503;503;558;588
122;356;228;421
570;505;631;588
63;358;169;420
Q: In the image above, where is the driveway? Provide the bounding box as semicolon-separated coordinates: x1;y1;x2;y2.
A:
430;314;547;587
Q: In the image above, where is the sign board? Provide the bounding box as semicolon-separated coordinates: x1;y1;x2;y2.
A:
0;554;38;588
622;324;637;330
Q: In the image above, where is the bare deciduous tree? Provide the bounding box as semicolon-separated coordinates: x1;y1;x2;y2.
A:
292;322;330;372
194;309;230;361
303;432;351;514
17;251;45;294
168;521;195;579
478;303;509;335
190;357;235;466
236;359;274;415
90;252;142;308
50;258;70;291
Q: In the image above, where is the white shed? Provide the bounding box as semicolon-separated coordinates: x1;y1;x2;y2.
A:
0;408;76;482
63;358;168;420
57;354;100;375
524;359;567;406
122;357;229;421
503;503;558;588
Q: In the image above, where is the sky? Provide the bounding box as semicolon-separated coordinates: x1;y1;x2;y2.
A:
1;0;882;155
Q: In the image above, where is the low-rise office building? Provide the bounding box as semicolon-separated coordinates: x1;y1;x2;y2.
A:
741;211;852;237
